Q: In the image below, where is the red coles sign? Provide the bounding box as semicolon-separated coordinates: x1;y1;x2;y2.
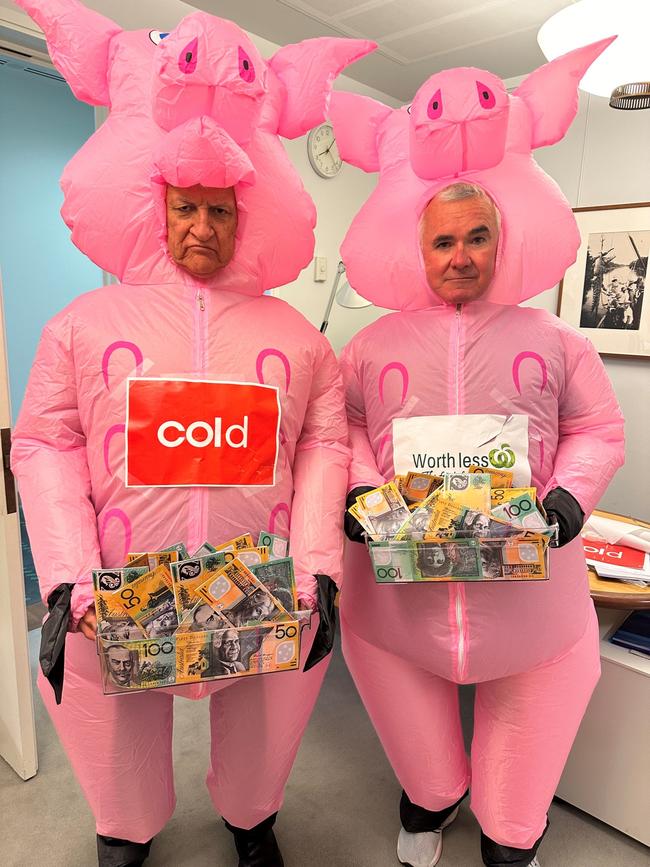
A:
126;378;281;488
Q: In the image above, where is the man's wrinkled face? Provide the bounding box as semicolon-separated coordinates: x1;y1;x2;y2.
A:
218;630;240;662
420;194;499;304
107;647;133;685
166;184;238;278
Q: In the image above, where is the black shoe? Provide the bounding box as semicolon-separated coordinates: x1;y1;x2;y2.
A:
480;819;548;867
224;813;284;867
96;834;153;867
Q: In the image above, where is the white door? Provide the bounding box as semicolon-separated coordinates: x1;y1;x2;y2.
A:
0;269;37;780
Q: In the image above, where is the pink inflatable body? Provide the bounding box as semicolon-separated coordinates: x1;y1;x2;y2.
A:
331;40;625;850
11;0;374;838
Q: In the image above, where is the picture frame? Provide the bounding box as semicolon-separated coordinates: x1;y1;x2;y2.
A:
557;202;650;359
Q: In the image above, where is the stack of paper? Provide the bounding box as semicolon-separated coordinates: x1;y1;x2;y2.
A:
583;540;650;587
582;510;650;587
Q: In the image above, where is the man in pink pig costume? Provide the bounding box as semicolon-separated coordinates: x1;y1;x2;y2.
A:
10;1;374;865
330;37;625;867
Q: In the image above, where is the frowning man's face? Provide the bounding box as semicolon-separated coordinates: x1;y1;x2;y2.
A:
166;184;238;278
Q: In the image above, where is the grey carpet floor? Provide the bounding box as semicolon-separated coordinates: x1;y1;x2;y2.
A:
0;631;647;867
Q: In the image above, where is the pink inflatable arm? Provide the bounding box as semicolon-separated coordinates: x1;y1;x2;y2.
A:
541;329;624;515
339;345;387;491
329;92;392;172
269;37;377;139
11;320;100;627
514;36;616;149
13;0;122;106
289;341;350;599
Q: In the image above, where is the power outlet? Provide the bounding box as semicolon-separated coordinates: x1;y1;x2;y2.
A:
314;256;327;282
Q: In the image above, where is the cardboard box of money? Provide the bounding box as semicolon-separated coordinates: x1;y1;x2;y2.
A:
369;536;549;584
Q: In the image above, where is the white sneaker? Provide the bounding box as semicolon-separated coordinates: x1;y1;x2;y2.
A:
528;859;541;867
397;806;460;867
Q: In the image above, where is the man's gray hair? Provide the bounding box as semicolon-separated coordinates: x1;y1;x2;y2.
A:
431;182;501;229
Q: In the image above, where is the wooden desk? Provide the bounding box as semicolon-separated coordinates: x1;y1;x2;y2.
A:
589;567;650;609
586;508;650;610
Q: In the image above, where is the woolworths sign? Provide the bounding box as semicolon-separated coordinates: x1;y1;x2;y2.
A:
392;414;532;486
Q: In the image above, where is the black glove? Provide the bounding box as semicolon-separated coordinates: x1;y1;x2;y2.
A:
543;486;585;548
344;485;374;543
39;583;74;705
303;574;338;672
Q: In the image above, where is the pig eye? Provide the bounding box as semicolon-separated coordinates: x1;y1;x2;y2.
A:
476;81;496;109
149;31;170;45
238;46;255;82
427;89;443;120
178;37;198;74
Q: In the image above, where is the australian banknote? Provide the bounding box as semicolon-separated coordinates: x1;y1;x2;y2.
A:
114;564;179;637
257;532;289;560
491;491;548;531
249;556;298;613
170;553;228;623
93;566;149;640
370;536;547;583
354;482;412;539
469;466;514;489
195;558;290;628
175;620;300;682
442;472;492;513
214;533;255;553
99;635;177;692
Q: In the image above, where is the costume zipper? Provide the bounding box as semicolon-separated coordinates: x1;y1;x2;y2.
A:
190;284;208;553
451;303;468;680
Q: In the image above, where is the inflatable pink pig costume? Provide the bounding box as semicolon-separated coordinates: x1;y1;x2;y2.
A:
330;39;624;864
10;0;373;857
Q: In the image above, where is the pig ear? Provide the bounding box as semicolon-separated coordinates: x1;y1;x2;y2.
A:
13;0;122;106
268;37;377;139
329;92;391;173
514;36;616;149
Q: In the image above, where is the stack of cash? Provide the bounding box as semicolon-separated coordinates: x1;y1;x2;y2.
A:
93;530;301;692
371;536;548;583
350;470;554;584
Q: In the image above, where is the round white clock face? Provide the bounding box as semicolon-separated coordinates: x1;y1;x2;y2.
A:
307;122;342;178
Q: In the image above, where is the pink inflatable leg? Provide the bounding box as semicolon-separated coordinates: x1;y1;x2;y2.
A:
342;620;470;810
470;608;600;849
206;615;329;829
38;633;176;843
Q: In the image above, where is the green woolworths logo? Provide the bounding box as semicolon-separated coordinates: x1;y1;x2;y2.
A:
488;443;516;469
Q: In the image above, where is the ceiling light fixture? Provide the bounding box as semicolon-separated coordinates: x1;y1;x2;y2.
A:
538;0;650;109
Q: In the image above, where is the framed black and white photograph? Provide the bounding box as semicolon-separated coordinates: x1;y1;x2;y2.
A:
557;203;650;358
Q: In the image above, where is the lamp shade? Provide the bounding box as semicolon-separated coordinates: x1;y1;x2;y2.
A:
538;0;649;99
336;281;372;309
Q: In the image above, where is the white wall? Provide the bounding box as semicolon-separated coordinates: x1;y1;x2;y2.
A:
517;89;650;519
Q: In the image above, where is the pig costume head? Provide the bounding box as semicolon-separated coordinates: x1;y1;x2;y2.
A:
329;37;615;310
15;0;375;292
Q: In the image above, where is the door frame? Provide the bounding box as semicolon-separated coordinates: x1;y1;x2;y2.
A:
0;268;38;781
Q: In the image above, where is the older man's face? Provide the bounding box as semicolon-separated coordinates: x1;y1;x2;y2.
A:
107;646;133;686
420;194;499;304
166;184;237;278
218;630;241;662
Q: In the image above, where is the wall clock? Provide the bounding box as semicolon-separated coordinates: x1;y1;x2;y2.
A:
307;122;342;178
